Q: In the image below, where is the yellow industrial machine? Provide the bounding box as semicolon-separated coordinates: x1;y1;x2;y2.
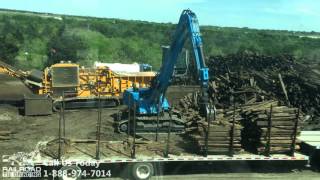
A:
0;60;155;113
38;61;155;110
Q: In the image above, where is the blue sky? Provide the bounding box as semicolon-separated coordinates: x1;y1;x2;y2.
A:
0;0;319;32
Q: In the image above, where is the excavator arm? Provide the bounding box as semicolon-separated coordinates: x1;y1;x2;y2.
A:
150;9;209;104
123;9;209;116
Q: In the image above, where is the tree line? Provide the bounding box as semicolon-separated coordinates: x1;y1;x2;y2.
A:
0;9;319;71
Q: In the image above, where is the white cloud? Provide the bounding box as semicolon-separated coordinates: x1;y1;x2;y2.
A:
263;1;320;17
295;5;320;17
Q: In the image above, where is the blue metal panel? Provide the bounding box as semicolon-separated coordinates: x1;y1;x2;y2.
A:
200;68;209;81
123;88;169;115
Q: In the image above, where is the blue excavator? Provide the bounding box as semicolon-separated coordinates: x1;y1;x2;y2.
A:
116;9;210;133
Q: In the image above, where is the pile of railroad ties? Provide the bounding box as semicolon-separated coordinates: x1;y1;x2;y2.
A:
177;52;319;155
207;52;320;129
179;95;301;155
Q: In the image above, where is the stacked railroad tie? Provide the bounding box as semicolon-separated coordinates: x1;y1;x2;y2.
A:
178;92;302;155
192;115;242;155
241;100;302;155
187;108;244;155
178;93;243;155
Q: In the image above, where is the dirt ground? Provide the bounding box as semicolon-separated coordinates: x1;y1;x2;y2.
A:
0;73;319;179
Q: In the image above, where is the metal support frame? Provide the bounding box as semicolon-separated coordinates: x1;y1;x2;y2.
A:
131;101;137;159
95;82;102;160
127;94;131;141
265;105;273;156
165;109;173;158
229;102;236;156
204;102;212;157
62;91;65;138
58;100;63;160
58;91;71;160
290;108;300;156
156;100;161;142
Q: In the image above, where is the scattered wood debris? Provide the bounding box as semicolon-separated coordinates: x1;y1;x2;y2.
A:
0;130;13;141
207;52;320;129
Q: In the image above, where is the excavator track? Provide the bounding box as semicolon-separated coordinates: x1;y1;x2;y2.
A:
53;97;120;111
115;111;185;134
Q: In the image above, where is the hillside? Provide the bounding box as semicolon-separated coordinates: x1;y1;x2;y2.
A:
0;8;320;70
